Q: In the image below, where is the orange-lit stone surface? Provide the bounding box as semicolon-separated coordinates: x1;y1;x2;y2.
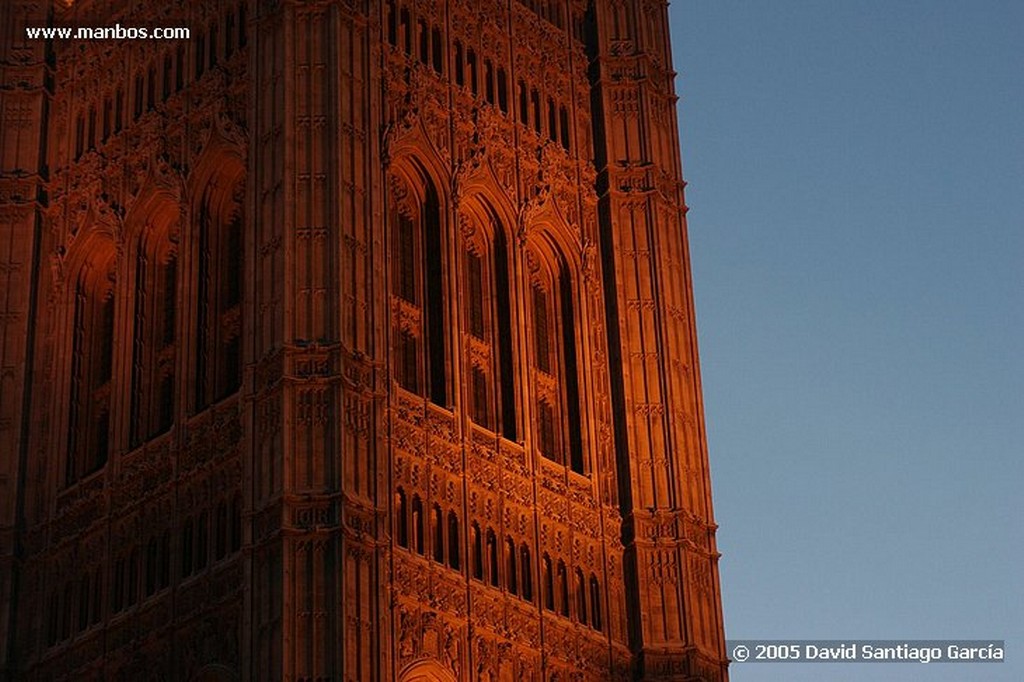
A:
0;1;727;679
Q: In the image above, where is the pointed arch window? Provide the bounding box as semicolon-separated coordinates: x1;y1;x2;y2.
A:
432;504;445;563
542;554;554;610
462;219;517;438
67;253;116;485
471;522;483;580
390;176;447;407
486;529;499;587
396;487;409;548
590;573;603;631
519;544;533;601
130;226;178;447
195;177;244;411
505;537;518;595
575;567;588;625
529;251;584;473
411;495;425;555
557;559;569;616
447;511;461;570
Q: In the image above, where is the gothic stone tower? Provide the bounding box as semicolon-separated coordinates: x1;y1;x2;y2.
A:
0;0;728;680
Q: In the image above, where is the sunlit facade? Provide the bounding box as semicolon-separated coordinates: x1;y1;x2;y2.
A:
0;1;727;679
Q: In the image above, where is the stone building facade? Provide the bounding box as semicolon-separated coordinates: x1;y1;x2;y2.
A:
0;0;728;679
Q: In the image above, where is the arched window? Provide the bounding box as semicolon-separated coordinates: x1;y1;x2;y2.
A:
146;64;156;112
518;80;529;124
575;568;587;625
454;40;464;86
130;216;178;447
162;54;172;101
529;249;584;473
386;0;398;46
238;3;247;47
390;175;447;406
102;96;112;141
66;249;116;485
114;88;124;132
542;554;554;610
497;67;509;113
486;529;499;587
412;495;424;555
175;45;185;91
557;560;569;616
471;522;483;580
462;218;517;438
396;487;409;548
226;10;236;58
590;574;602;631
484;60;495;105
208;22;219;69
547;98;557;142
467;49;478;95
432;504;444;563
400;7;412;55
531;89;541;133
431;27;443;73
417;19;429;64
505;537;517;595
87;106;96;150
447;511;461;570
559;105;571;151
519;544;533;601
194;174;244;411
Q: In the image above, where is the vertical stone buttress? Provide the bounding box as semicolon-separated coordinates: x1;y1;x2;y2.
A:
247;0;385;679
0;1;49;678
589;1;728;680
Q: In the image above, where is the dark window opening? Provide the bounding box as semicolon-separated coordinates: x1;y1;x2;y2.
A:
520;545;533;601
484;60;495;104
471;523;483;580
423;185;447;407
505;537;518;595
431;27;443;73
557;560;569;616
471;366;490;430
467;251;485;338
497;68;508;113
418;20;429;64
560;271;584;473
395;330;419;394
432;504;444;563
454;41;464;85
412;495;424;555
162;55;172;101
543;555;554;610
396;488;409;548
559;105;571;151
447;512;461;570
494;230;517;440
467;49;478;95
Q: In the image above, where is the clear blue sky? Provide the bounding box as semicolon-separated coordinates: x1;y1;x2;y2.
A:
670;2;1023;680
